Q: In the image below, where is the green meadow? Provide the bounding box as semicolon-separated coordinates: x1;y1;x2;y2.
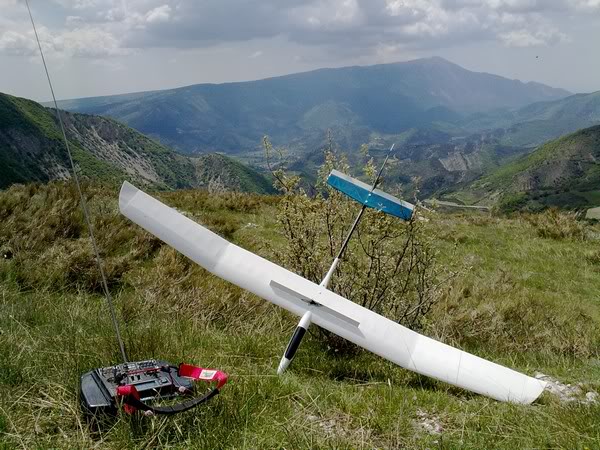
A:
1;182;599;449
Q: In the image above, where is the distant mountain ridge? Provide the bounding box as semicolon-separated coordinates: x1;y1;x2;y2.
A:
461;91;600;149
0;92;273;194
449;125;600;211
51;57;571;155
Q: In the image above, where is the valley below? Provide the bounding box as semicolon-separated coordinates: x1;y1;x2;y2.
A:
48;58;600;209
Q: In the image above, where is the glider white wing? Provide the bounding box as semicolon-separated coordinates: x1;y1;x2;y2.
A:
119;182;545;404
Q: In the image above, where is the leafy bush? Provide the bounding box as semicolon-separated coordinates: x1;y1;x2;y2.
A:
496;192;529;214
264;138;443;351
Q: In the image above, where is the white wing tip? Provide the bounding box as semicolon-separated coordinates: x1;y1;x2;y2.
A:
509;378;547;404
119;181;139;213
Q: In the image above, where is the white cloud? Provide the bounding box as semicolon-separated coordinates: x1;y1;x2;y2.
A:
0;24;130;58
66;16;84;26
58;27;131;57
574;0;600;11
289;0;365;31
145;5;172;24
53;0;98;9
0;30;37;56
1;0;598;60
499;29;554;47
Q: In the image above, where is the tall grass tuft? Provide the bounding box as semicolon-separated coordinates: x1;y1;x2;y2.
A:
524;208;586;241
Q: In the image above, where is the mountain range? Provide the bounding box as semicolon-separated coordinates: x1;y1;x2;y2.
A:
10;57;600;209
0;92;273;193
51;57;572;157
283;89;600;199
462;91;600;148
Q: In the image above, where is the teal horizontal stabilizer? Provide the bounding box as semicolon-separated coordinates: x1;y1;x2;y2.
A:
327;169;414;220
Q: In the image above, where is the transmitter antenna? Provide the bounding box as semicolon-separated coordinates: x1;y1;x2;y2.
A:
25;0;128;363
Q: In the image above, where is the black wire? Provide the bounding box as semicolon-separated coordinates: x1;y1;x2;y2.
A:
25;0;128;363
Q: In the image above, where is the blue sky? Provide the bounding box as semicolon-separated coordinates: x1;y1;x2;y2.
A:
1;0;599;102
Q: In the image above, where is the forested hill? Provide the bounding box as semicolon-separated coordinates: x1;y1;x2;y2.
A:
0;92;273;194
453;125;600;211
462;90;600;149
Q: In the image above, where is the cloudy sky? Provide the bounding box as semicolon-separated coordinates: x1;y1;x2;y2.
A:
1;0;599;102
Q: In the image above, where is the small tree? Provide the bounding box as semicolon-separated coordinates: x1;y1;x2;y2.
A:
264;137;441;351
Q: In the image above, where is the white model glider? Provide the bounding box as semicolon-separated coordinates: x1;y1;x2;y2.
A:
119;181;546;404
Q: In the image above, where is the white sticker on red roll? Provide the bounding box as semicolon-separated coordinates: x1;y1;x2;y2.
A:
199;369;217;380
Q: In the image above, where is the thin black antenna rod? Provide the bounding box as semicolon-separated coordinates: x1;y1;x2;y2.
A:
25;0;128;363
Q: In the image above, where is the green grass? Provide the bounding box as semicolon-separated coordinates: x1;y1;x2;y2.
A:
1;183;599;449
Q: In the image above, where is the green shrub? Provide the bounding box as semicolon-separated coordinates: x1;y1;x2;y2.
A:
264;138;443;351
497;192;528;214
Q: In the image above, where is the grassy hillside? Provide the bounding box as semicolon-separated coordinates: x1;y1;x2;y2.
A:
449;125;600;211
0;182;599;448
1;92;182;188
0;93;72;186
192;153;274;195
0;92;274;194
52;57;569;155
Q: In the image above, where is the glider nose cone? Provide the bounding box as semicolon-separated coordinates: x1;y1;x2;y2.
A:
277;358;291;375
